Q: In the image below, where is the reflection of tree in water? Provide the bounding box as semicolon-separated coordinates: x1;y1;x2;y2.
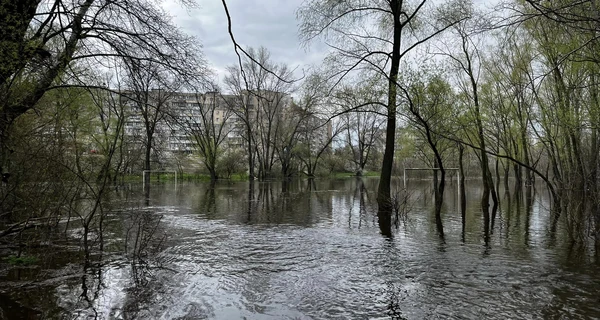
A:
385;282;408;320
75;266;102;319
497;183;534;247
232;179;333;226
197;184;217;219
120;209;168;317
350;178;369;229
379;237;408;320
125;211;165;283
67;207;169;319
347;177;389;230
524;185;534;246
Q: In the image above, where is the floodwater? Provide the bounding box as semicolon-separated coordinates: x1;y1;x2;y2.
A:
1;178;600;319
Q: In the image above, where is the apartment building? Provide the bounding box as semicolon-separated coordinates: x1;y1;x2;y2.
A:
122;90;243;155
120;88;334;175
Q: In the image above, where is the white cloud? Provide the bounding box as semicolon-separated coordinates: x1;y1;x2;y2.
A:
164;0;328;85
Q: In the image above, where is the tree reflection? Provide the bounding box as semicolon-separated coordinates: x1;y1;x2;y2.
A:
378;208;393;238
346;178;370;229
385;282;408;320
435;213;445;241
144;184;151;207
460;186;467;244
524;185;534;246
483;208;491;249
503;186;513;241
215;179;336;226
120;209;167;318
76;250;102;319
73;207;166;320
246;180;256;223
357;178;368;229
197;184;217;219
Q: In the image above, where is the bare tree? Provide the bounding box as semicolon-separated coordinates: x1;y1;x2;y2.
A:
276;73;331;178
297;118;345;177
404;69;455;229
332;77;386;176
86;68;128;183
437;14;500;225
0;0;203;180
123;60;179;184
224;47;294;180
224;65;258;180
183;88;234;181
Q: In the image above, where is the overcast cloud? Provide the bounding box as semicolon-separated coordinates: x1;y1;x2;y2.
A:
164;0;328;83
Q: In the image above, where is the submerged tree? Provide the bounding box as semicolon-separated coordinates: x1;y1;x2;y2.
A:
436;13;499;226
282;73;341;178
123;60;179;184
404;69;456;226
185;89;234;181
332;76;386;176
224;47;294;180
298;0;470;216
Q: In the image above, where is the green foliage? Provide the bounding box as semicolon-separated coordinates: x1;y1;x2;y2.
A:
228;173;249;181
217;149;246;179
3;255;38;266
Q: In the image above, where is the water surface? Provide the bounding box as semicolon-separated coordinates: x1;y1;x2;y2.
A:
1;178;599;319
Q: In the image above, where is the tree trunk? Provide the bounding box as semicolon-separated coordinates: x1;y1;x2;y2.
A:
514;163;522;188
473;71;493;228
431;146;445;226
495;156;500;195
144;137;151;185
247;127;254;180
458;144;466;220
377;0;401;212
504;161;510;192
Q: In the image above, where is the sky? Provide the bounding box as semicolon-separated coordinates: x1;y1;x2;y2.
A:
164;0;329;84
162;0;500;87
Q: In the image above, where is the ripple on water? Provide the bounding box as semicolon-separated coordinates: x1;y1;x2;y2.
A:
6;181;600;319
138;207;598;319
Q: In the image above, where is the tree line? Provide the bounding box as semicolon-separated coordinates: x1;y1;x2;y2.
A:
297;0;600;239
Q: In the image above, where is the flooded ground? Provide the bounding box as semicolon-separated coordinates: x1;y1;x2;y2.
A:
1;178;600;319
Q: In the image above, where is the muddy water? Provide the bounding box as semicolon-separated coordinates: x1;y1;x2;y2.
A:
1;178;600;319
